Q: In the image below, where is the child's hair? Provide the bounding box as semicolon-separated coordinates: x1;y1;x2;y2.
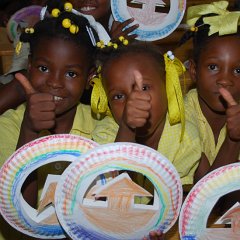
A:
98;42;165;77
20;6;99;62
179;1;240;63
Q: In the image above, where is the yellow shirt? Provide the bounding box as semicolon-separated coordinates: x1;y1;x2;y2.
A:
0;103;96;166
0;103;97;240
184;89;227;165
93;115;201;185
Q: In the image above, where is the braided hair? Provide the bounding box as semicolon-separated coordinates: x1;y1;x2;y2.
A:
20;7;99;63
179;13;240;64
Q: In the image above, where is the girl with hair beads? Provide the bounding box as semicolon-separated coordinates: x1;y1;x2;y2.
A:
91;41;201;239
180;1;240;211
92;42;201;184
0;0;99;210
0;0;139;114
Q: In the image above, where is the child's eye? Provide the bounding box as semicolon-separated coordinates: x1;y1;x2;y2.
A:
208;64;218;71
38;65;48;72
66;71;77;78
142;85;150;91
113;94;125;100
234;68;240;75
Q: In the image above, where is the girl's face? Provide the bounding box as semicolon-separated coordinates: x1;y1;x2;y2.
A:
28;37;90;116
102;53;167;137
72;0;111;21
190;35;240;113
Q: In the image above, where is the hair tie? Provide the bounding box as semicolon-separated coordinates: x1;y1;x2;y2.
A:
90;69;111;117
164;51;186;141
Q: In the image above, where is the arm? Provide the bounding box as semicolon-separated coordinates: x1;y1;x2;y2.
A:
115;71;151;142
15;73;56;206
195;88;240;182
0;76;26;114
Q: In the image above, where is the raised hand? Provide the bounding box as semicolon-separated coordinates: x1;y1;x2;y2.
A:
122;70;151;129
15;73;56;133
142;230;164;240
110;18;139;41
219;87;240;141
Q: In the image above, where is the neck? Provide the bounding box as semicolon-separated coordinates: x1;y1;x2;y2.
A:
52;106;77;134
198;95;226;141
97;11;111;32
136;117;166;150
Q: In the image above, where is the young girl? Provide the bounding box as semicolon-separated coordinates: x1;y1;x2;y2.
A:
180;1;240;210
92;42;201;188
0;0;139;113
0;8;99;240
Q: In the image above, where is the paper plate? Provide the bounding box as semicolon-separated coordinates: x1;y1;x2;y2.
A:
0;134;98;239
111;0;186;41
7;5;42;42
55;142;182;240
179;162;240;240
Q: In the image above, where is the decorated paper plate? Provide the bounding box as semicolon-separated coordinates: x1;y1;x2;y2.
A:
0;134;98;239
179;162;240;240
55;142;182;240
111;0;186;41
7;5;42;42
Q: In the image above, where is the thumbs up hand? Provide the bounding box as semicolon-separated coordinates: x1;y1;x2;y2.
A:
121;70;151;130
15;73;56;132
219;87;240;141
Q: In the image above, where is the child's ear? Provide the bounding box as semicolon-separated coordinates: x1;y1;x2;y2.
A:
86;66;98;89
188;59;197;84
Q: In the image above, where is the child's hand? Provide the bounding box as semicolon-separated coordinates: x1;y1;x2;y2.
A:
219;87;240;141
142;230;164;240
110;18;139;41
15;73;56;132
122;70;151;130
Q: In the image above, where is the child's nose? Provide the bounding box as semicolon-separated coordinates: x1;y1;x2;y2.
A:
216;74;233;88
47;73;64;88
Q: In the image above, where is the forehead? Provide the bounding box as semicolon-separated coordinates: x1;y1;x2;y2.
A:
104;52;163;72
200;35;240;57
32;37;91;64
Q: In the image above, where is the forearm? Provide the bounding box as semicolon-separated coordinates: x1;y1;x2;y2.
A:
115;122;136;143
209;136;240;171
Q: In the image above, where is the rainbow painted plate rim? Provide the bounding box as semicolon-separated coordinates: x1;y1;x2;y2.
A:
0;134;98;239
55;142;183;240
111;0;186;41
179;162;240;240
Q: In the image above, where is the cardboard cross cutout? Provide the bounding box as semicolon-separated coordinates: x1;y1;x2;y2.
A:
179;163;240;240
111;0;186;41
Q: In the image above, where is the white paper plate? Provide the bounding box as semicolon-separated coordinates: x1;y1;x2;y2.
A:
0;134;98;239
55;142;182;240
7;5;42;42
111;0;186;41
179;162;240;240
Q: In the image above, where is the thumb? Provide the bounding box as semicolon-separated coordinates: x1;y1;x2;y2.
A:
133;70;143;91
15;73;36;95
219;87;237;107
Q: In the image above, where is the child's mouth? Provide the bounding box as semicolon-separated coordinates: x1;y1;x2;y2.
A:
54;96;63;102
80;6;97;12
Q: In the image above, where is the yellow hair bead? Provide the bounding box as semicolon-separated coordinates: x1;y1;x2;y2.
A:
113;43;118;49
190;26;198;32
69;24;79;34
64;2;73;12
62;18;71;28
119;36;124;41
25;27;34;34
51;8;60;17
123;39;129;45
